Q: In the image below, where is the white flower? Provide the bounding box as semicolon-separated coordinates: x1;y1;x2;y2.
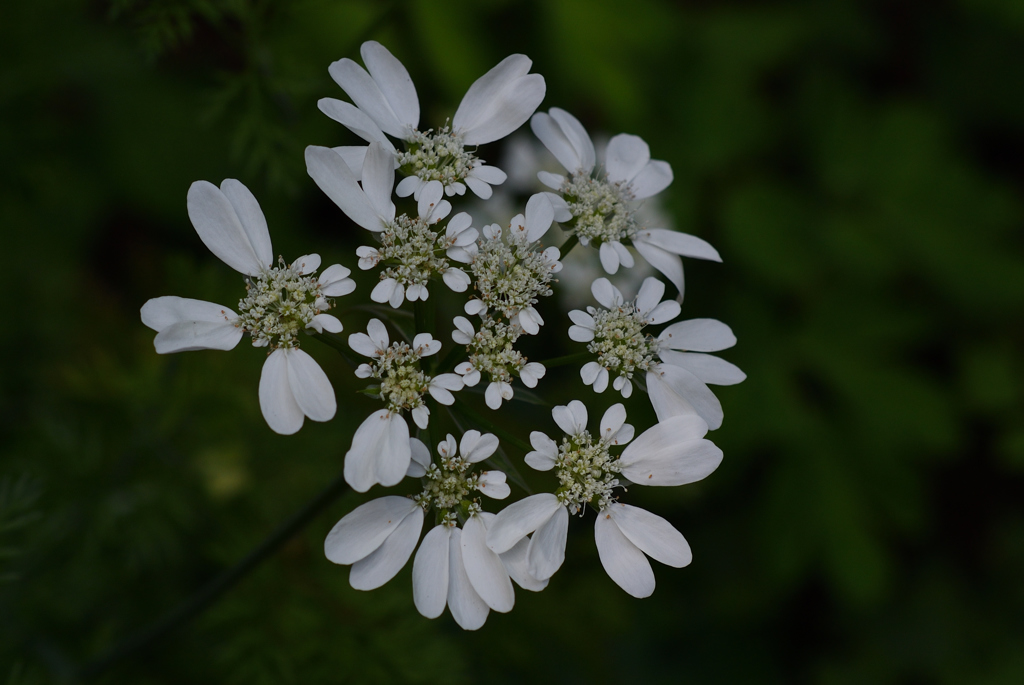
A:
531;107;721;292
345;319;464;491
306;143;474;308
451;316;547;410
594;502;692;598
140;179;354;435
318;41;545;198
487;401;722;586
569;277;745;429
327;431;542;630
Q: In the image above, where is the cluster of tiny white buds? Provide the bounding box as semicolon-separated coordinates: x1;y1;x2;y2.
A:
411;431;508;516
559;172;638;246
396;124;477;195
583;304;658;391
452;316;546;409
237;255;340;349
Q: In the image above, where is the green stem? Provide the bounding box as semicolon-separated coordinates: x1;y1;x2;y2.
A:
78;472;351;680
560;234;579;257
537;351;591;369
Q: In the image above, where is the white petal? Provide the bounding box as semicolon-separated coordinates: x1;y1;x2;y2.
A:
407;437;431;477
634;240;684;295
599;242;620;274
462;515;514;612
331;146;367;179
366;318;390;350
460;430;498;463
484;382;503;409
290;253;321;275
526;504;568;580
647;300;681;325
412;404;430;429
638;228;721;262
447;528;490;630
413;525;450;619
591;277;622;309
600;403;627;441
305;146;386;232
319;263;356;296
518;309;540;335
417;180;445;220
658;351;746;386
389;281;406;308
370;278;398;305
476;471;509;499
595;511;655;598
530;431;558;457
630;159;673;199
499;536;549;592
259;349;304;435
543;192;572;222
519;362;545;388
285;348;336;422
530;111;580;173
618;415;722;486
634;277;665;317
407;283;425;301
347;332;378;358
567;309;595;328
328;57;407;138
454;55;545;146
186;180;270;276
219;179;274;269
395;175;422;198
360;40;419;130
608;503;691;568
525;192;555;242
464;175;492;199
142;297;243;353
307;313;343;335
361;142;397;221
658;319;737;352
593;367;610;393
552;402;585;436
605;133;651;186
612;240;635;268
470;165;507;187
443;268;471;292
549;107;596;172
349;507;424;590
344;410;411;492
486;493;561;554
317;98;393;148
324;495;420;564
580;361;602;386
537;170;566;190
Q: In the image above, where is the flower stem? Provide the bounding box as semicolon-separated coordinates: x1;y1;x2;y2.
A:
77;472;351;680
560;234;579;257
537;351;592;369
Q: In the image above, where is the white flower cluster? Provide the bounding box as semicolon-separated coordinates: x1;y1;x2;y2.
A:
140;40;745;629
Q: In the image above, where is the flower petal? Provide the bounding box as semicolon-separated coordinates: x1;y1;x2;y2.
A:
526;504;568;580
647;300;681;325
595;511;655;598
608;503;691;568
638;228;721;262
499;535;549;592
328;56;406;138
658;351;746;386
633;240;684;294
361;142;397;222
349;506;424;590
407;437;431;477
447;528;490;630
549;107;595;172
634;277;665;317
284;348;336;422
366;318;390;350
462;515;514;613
658;319;737;352
648;365;724;429
317;98;393;148
219;179;274;269
413;524;450;619
454;55;545;146
618;414;722;486
486;493;561;554
305;145;386;232
187;180;270;276
324;495;419;565
591;277;622;309
142;297;243;353
344;410;411;492
605;134;650;186
476;471;509;499
530;111;580;173
360;40;419;130
630;159;673;199
259;349;304;435
599;403;627;442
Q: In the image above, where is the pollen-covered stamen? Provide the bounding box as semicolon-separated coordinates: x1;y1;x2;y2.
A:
561;172;638;245
555;429;621;514
468;224;558;320
237;256;327;349
588;303;659;383
397;125;478;187
372;214;451;288
464;318;527;385
364;341;433;414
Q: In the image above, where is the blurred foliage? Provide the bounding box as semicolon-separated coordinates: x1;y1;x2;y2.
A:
2;0;1023;683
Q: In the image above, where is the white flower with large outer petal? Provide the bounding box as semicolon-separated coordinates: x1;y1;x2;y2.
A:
141;178;354;435
531;107;720;293
487;402;722;587
569;277;745;430
318;41;544;198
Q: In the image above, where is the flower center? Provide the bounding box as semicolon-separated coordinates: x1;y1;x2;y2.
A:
237;257;324;349
555;430;620;513
372;214;450;287
588;304;659;381
561;173;637;245
469;225;558;319
415;454;480;513
366;342;433;413
397;126;477;187
464;318;526;384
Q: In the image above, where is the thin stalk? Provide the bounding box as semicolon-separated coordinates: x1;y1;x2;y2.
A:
560;234;579;257
78;472;351;680
537;351;591;369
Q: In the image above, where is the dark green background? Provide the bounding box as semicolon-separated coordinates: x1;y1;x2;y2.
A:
3;0;1024;682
